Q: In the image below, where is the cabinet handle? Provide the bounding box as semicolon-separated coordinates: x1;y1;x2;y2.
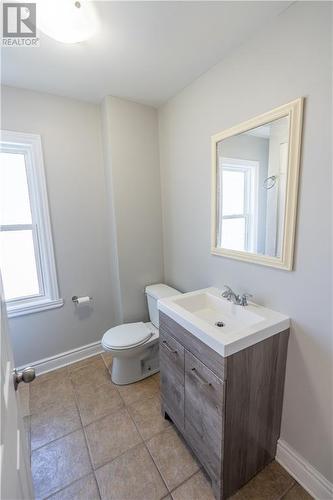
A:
191;368;211;386
162;340;177;354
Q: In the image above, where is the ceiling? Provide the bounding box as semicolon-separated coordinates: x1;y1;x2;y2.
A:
2;1;292;107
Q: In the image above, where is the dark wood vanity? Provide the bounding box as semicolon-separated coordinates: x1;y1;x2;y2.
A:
159;311;289;499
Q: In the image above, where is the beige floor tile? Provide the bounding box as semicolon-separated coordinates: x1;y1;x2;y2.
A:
33;367;69;385
70;360;111;392
117;376;159;406
46;473;100;500
68;355;104;373
152;372;160;386
128;395;171;440
171;470;214;500
31;400;81;450
75;382;124;426
146;427;200;491
85;408;142;469
30;376;75;413
95;443;168;500
101;351;113;370
282;483;313;500
231;461;295;500
31;429;91;499
18;382;30;416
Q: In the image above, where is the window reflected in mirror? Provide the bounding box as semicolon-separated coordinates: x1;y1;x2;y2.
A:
216;116;289;258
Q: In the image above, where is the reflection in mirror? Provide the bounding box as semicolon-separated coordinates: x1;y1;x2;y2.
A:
216;116;289;258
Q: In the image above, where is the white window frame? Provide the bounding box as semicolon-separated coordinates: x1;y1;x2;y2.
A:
217;157;259;253
0;130;63;318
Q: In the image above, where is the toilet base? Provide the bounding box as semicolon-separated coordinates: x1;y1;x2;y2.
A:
109;341;159;385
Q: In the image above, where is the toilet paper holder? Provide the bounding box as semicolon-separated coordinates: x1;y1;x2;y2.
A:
72;295;93;304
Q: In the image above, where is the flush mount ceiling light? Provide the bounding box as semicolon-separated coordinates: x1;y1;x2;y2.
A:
37;0;98;44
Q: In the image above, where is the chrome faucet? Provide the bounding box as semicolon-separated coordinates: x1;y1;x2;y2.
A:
221;285;252;306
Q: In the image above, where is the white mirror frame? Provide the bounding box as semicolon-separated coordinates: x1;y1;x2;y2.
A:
211;98;304;271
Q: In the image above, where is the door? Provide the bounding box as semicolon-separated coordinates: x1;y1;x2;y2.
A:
1;278;34;500
159;330;185;431
184;350;224;480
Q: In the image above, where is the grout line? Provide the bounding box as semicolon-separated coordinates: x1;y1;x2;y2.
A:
277;480;298;500
30;424;83;454
73;368;104;500
100;352;112;369
126;405;170;494
42;471;95;500
71;380;102;500
67;354;104;373
143;439;171;493
80;402;125;428
83;406;145;472
93;440;145;474
168;469;203;496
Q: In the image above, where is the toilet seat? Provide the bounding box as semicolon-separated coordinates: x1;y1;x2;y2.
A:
102;322;153;351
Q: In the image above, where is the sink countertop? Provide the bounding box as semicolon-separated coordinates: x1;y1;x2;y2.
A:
158;287;290;357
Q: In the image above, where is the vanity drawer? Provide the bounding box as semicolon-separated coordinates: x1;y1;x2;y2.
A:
159;312;226;380
159;330;185;431
184;350;224;479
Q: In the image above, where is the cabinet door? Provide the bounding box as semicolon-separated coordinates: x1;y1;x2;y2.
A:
159;330;185;431
185;350;224;480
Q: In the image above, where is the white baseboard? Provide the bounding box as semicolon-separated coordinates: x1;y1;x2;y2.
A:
276;439;333;500
18;341;104;376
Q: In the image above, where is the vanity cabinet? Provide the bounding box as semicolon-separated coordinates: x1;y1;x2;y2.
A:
159;311;289;500
159;330;185;431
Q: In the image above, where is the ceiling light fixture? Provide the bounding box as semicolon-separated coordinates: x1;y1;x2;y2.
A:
37;0;98;44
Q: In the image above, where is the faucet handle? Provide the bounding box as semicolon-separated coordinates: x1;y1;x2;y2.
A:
240;293;252;306
221;285;232;298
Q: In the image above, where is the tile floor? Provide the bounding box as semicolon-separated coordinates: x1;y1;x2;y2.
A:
19;354;313;500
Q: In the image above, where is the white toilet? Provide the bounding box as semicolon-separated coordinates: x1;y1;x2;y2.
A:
102;284;181;385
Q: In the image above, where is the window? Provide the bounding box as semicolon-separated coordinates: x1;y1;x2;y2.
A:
0;131;63;317
218;158;258;252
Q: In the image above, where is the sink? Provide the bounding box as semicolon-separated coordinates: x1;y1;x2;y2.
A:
158;287;289;357
173;291;263;331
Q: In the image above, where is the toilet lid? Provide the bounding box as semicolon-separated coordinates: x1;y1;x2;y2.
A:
102;322;153;350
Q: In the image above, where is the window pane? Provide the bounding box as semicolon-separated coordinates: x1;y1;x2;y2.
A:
222;169;245;216
0;152;32;225
221;218;246;251
0;230;40;300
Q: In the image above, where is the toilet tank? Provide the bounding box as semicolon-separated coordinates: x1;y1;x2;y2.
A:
145;284;181;328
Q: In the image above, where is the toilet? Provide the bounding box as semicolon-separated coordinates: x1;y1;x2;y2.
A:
102;284;181;385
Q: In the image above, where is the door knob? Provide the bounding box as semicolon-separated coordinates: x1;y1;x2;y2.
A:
13;367;36;391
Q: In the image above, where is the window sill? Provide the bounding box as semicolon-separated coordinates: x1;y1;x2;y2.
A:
6;298;64;318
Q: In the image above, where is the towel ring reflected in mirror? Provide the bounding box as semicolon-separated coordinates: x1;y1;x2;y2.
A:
263;175;278;190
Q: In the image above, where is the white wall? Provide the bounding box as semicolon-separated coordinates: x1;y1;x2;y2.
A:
101;96;164;323
158;2;332;483
1;86;116;366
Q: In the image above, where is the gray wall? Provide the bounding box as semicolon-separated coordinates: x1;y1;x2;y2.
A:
1;86;116;366
2;89;165;364
158;2;332;482
101;96;164;323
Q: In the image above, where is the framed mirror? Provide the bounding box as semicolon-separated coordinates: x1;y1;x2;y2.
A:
211;98;303;270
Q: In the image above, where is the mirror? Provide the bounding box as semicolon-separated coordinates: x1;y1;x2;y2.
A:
211;98;303;270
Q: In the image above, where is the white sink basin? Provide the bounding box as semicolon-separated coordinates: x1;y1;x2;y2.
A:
158;287;290;357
